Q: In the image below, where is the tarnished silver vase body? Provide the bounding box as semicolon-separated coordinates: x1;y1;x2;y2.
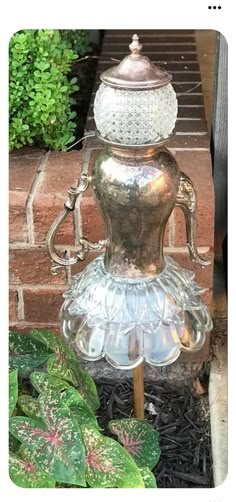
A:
91;146;179;278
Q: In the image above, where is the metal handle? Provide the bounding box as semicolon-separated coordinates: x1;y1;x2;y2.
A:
46;173;106;274
175;173;211;267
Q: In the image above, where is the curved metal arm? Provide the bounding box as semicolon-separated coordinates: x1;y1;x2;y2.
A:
46;173;106;274
175;173;211;267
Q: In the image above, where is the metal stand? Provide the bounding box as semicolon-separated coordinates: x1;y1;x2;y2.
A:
133;363;144;419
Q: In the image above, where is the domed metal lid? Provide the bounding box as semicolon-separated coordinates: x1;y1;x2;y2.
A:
100;34;172;91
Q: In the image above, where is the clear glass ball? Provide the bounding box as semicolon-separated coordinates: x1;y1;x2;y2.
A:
94;83;178;145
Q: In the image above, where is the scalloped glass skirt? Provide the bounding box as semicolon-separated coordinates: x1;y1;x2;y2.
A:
60;256;213;369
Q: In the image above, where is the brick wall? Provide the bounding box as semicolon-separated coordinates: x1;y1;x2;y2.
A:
9;30;214;363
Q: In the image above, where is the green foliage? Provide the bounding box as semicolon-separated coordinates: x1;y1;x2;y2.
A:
9;445;56;488
9;330;160;488
139;466;158;488
9;29;90;151
60;30;90;55
109;418;161;469
82;426;144;488
9;370;18;416
9;331;52;373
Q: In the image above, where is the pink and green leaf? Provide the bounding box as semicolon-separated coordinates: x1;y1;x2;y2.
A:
82;426;144;488
72;362;100;411
9;332;52;373
109;419;160;469
30;372;70;394
9;369;18;417
139;466;157;488
30;329;76;361
61;387;100;429
47;354;78;386
9;391;86;486
9;445;55;488
18;395;41;420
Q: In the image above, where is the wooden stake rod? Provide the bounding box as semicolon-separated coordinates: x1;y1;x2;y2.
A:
133;363;144;419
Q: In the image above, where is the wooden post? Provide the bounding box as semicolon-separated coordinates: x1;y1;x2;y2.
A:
133;363;144;419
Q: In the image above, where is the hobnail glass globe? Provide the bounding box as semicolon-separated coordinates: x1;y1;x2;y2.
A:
94;82;178;145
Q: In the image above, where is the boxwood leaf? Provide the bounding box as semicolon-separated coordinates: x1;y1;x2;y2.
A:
9;332;52;373
9;391;86;486
139;466;157;488
109;418;160;470
81;426;144;488
9;369;18;417
9;445;55;488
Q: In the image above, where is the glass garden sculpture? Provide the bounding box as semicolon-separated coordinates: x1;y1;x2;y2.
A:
47;35;213;406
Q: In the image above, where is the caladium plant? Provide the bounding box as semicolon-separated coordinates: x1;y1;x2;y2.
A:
9;330;161;488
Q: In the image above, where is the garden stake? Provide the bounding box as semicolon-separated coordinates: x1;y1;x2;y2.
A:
133;363;144;419
46;34;213;402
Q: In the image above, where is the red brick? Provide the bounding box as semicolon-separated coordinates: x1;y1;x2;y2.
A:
175;119;207;133
33;193;75;244
23;288;66;323
167;250;214;290
80;196;106;242
173;151;214;248
37;150;84;195
9;290;18;322
9;191;28;243
70;250;104;276
9;248;66;285
9;147;44;192
168;134;209;149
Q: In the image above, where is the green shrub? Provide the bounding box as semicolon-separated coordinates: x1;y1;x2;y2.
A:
9;29;90;151
9;329;160;488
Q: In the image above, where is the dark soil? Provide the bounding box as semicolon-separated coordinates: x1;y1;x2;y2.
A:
96;380;213;488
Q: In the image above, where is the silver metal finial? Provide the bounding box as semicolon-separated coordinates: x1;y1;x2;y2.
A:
129;34;143;55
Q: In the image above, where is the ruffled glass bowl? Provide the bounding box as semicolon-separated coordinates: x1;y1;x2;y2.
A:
60;256;212;369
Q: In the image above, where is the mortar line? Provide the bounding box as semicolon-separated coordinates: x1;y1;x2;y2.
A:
14;284;68;290
9;321;60;327
17;287;24;320
26;150;51;245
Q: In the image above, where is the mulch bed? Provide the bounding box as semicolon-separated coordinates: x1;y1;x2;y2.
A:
96;380;213;488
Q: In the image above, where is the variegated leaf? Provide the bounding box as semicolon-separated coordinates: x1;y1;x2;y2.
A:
9;332;52;373
9;369;18;416
61;387;99;429
72;362;100;411
47;354;78;386
18;395;41;419
139;466;157;488
9;445;55;488
30;329;100;411
9;391;86;486
30;372;70;394
30;329;76;361
109;419;160;469
82;426;144;488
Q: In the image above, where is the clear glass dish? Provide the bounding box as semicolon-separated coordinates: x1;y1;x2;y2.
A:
60;256;212;369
